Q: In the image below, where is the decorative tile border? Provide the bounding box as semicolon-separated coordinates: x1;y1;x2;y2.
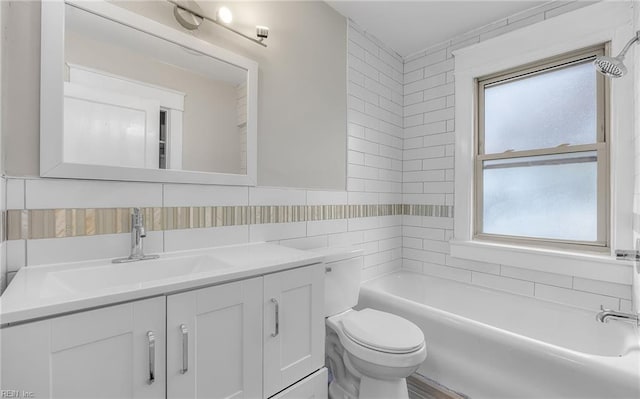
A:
403;204;453;218
1;204;453;241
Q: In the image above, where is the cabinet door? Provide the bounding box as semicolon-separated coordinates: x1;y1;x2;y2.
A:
264;264;325;398
0;297;166;399
167;277;263;399
269;368;328;399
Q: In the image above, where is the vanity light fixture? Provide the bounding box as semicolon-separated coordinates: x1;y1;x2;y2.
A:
168;0;268;48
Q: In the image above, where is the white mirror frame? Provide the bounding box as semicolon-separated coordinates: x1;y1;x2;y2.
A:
41;0;258;186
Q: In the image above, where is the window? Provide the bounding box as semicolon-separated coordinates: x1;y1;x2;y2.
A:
475;47;608;250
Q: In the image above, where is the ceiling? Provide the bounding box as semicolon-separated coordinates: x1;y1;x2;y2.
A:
327;1;547;57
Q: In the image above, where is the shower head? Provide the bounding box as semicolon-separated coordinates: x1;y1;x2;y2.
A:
593;55;627;78
593;31;639;79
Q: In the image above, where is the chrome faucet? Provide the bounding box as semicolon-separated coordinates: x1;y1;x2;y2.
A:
596;306;639;326
113;208;159;263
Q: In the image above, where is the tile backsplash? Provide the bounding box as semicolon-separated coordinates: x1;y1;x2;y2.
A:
5;203;450;240
1;177;419;280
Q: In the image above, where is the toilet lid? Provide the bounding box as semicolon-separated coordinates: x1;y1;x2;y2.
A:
341;309;425;354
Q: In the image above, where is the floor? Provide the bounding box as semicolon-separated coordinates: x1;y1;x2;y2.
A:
407;374;467;399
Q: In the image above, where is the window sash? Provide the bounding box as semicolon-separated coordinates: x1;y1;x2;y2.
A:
474;46;609;251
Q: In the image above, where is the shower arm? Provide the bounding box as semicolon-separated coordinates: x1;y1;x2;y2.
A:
615;31;640;59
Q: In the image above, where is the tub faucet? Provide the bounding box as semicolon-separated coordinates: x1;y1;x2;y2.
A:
596;306;639;326
112;208;160;263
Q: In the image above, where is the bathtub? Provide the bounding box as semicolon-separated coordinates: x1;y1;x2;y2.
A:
357;271;640;399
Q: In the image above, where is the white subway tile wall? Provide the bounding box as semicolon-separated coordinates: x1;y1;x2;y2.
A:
25;179;163;209
5;239;25;274
345;21;405;279
400;0;632;312
163;184;248;207
164;225;249;253
26;231;164;266
5;178;24;210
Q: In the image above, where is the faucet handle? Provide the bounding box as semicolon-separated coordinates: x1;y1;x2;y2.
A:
132;207;143;225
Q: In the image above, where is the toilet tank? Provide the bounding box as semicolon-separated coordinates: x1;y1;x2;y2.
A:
309;247;364;317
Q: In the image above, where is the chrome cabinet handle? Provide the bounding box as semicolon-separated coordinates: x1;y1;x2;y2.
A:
180;324;188;374
271;298;279;337
147;331;155;385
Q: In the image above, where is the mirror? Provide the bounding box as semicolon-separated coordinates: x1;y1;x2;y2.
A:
41;0;258;185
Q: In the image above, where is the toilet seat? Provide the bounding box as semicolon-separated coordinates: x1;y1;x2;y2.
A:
341;308;424;354
326;309;427;370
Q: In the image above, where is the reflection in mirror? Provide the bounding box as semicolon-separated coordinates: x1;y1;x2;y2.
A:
63;3;248;174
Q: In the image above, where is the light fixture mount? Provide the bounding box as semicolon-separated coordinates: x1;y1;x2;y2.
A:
256;26;269;41
173;0;203;30
168;0;268;47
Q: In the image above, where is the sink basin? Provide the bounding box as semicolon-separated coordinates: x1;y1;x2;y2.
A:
42;255;231;297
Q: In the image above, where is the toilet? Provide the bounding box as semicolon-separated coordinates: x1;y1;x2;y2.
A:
311;247;427;399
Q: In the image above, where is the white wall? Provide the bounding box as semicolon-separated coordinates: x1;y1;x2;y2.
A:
401;1;634;312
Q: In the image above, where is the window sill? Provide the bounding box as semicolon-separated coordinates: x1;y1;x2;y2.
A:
449;239;632;285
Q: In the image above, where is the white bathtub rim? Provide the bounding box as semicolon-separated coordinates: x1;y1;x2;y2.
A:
359;284;639;366
361;270;637;349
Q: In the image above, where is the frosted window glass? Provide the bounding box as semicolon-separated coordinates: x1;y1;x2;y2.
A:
482;152;597;241
484;62;597;154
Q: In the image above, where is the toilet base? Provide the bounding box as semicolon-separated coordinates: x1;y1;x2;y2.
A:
359;376;409;399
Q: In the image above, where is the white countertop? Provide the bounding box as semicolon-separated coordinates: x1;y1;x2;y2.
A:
0;242;323;325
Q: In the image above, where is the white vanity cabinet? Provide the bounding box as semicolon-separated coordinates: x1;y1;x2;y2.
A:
0;263;325;399
166;277;263;399
264;265;325;398
0;296;166;399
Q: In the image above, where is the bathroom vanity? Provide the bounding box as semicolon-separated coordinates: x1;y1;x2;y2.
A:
0;243;327;399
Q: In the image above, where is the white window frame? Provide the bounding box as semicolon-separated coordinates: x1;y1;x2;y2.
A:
475;46;609;251
451;1;635;284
